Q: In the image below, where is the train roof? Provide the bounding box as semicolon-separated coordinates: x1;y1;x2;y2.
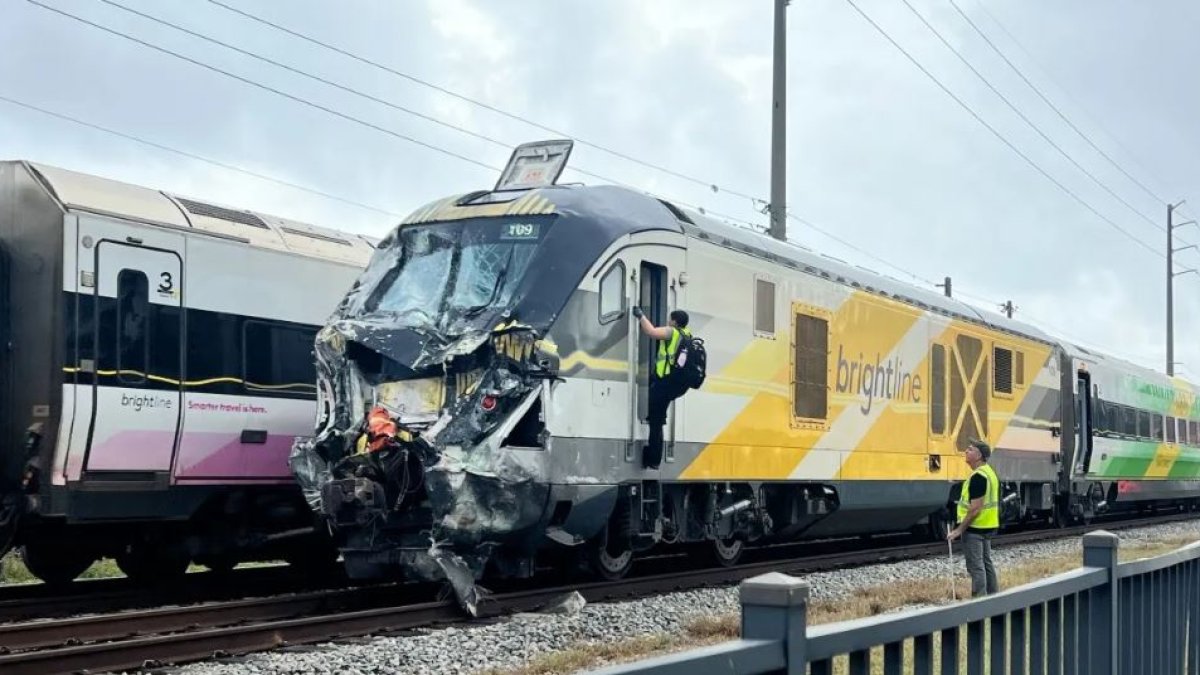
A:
662;193;1200;391
412;177;1199;390
420;179;1057;348
670;199;1057;344
6;160;377;267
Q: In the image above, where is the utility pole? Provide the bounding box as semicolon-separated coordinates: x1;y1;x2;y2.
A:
1168;200;1197;377
1001;301;1015;319
937;276;952;298
768;0;788;241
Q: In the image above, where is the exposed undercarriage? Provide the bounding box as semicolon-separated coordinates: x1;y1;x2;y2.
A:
292;315;562;614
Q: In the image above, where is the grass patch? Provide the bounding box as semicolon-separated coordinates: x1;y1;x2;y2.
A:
0;552;287;585
480;534;1200;675
0;554;125;585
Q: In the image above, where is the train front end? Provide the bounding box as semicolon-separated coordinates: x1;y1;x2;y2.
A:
293;142;593;611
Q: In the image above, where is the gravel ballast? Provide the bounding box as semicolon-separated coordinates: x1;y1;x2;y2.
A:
169;519;1200;675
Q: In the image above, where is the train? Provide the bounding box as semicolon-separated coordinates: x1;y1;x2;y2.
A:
0;160;372;583
294;140;1200;613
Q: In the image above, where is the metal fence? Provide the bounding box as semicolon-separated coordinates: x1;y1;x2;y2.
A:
586;529;1200;674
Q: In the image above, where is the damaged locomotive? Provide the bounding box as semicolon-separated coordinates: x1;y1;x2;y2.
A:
294;140;1127;617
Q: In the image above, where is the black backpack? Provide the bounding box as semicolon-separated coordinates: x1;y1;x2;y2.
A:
670;332;707;390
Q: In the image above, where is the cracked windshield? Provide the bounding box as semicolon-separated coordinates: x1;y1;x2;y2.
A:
366;219;544;332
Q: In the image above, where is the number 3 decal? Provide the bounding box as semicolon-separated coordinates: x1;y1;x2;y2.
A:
158;271;174;294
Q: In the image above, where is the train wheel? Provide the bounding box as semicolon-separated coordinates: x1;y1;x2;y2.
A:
20;540;96;585
590;528;633;580
201;556;237;575
710;537;744;567
0;492;20;557
116;545;189;583
1052;506;1067;529
926;509;951;542
285;547;341;577
589;504;633;581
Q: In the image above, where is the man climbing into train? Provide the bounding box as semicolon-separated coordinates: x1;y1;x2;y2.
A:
947;438;1001;597
632;306;692;470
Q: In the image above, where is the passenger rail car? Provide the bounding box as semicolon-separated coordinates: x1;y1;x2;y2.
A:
0;161;371;583
296;141;1200;611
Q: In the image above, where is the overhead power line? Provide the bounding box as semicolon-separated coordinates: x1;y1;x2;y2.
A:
900;0;1168;238
948;0;1169;210
20;0;1177;369
0;93;404;217
841;0;1161;260
968;0;1172;206
203;0;766;206
40;0;687;206
94;0;515;154
25;0;503;175
785;210;939;287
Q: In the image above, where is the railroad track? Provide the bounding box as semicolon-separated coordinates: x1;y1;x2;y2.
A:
0;564;348;623
0;511;1194;675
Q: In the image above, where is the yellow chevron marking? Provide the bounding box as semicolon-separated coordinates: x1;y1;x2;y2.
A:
558;351;627;374
840;346;934;480
678;330;815;480
682;288;1058;482
1146;443;1182;478
817;296;928;480
402;191;557;224
683;291;925;480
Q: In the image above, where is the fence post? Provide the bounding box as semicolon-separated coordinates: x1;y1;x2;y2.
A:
1082;530;1119;675
739;572;809;675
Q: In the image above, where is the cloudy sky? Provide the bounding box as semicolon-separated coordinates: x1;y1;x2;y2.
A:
3;0;1198;375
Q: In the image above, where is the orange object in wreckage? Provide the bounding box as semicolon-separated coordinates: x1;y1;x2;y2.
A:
366;406;398;452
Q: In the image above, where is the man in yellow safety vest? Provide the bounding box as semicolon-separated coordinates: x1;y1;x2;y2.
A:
947;439;1000;597
632;306;691;469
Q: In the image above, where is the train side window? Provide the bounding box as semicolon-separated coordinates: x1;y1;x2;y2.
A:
1137;409;1150;439
792;310;828;421
598;262;625;324
243;321;318;397
116;269;150;385
1095;399;1110;434
1123;406;1136;437
930;344;947;435
1014;350;1025;388
1191;421;1199;446
1150;412;1163;442
754;278;776;337
993;346;1013;395
1167;416;1178;444
1179;418;1189;445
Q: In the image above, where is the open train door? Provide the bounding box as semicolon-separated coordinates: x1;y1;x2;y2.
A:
78;218;184;486
624;240;687;470
1074;367;1095;476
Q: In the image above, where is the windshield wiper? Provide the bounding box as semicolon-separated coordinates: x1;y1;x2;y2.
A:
388;307;435;324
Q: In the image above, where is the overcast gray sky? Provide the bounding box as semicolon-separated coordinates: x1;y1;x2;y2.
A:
3;0;1198;375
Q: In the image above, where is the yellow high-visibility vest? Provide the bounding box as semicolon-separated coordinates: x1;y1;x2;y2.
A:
655;326;691;378
957;463;1000;529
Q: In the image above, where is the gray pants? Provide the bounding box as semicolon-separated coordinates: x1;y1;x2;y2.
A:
963;530;999;597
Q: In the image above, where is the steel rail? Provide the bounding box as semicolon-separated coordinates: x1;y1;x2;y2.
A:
0;511;1193;674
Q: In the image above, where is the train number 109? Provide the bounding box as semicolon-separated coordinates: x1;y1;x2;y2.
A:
502;222;538;240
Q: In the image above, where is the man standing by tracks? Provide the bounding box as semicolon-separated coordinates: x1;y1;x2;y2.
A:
947;439;1001;597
